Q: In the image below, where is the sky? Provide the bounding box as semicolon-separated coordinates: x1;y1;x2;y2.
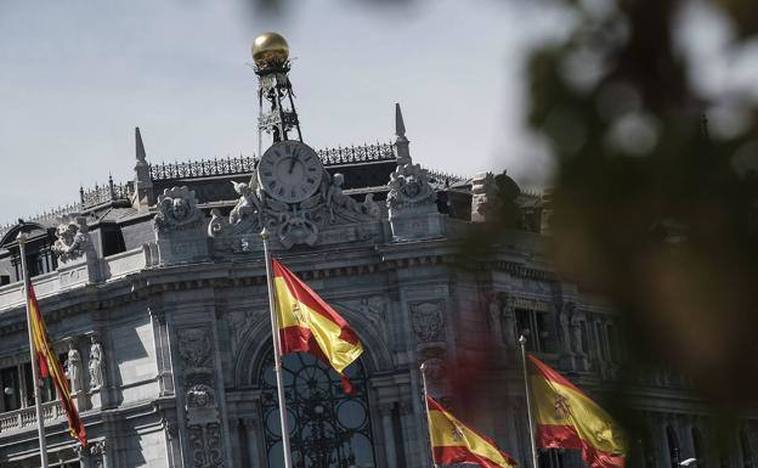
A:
0;0;570;224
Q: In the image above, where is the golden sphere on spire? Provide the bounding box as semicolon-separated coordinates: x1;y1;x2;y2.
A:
252;32;289;67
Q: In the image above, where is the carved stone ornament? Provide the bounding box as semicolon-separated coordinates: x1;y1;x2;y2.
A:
411;301;445;343
186;384;216;409
188;423;224;467
154;186;203;232
51;215;91;262
209;170;381;250
88;336;104;391
386;162;436;210
178;328;213;369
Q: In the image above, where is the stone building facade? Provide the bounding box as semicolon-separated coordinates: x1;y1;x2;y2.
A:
0;49;756;468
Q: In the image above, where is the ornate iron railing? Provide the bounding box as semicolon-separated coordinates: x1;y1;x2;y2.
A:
79;175;134;209
425;168;466;187
0;202;82;239
150;155;257;181
317;142;395;165
148;142;397;181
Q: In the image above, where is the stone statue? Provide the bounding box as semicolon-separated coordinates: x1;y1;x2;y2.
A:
362;193;381;218
89;336;104;390
229;179;261;225
326;173;362;222
65;342;82;394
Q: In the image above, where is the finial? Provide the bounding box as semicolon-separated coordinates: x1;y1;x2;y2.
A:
135;127;147;163
395;103;407;140
393;103;411;164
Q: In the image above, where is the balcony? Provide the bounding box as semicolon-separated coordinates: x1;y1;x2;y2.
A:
0;400;66;434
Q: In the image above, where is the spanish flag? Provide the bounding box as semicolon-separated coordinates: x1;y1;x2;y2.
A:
272;259;363;393
528;355;625;468
28;283;87;447
426;396;517;468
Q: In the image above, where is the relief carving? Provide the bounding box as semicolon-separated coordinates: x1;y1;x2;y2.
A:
386;162;436;210
411;301;445;343
177;327;225;468
154;186;203;232
52;215;92;263
178;328;213;369
210;170;381;251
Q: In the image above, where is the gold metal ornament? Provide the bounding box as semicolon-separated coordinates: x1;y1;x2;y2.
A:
251;32;289;67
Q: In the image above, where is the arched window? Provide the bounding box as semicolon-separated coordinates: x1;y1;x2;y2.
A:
259;351;376;468
667;426;681;466
742;429;754;468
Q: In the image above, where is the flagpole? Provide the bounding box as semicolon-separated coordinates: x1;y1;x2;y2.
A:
519;335;539;468
260;228;294;468
419;361;439;468
17;232;49;468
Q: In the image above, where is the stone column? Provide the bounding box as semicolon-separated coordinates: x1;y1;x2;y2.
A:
379;402;398;468
399;399;425;467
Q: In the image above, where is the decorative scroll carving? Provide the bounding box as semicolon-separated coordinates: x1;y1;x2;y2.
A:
387;162;436;210
52;215;91;263
177;327;225;468
154;186;203;232
188;423;224;467
411;301;445;343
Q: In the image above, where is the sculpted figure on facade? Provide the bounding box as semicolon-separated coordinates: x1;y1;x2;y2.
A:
228;179;262;226
154;186;203;232
559;302;575;354
386;162;436;210
52;215;92;263
210;162;381;251
66;341;83;394
89;336;104;390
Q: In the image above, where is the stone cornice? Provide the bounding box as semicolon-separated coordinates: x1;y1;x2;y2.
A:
0;242;558;331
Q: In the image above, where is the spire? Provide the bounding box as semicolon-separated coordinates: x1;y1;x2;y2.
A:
132;126;154;209
135;127;147;164
395;103;407;141
394;103;411;164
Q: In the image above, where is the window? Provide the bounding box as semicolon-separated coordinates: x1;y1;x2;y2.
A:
1;366;21;411
515;308;552;352
259;351;376;468
0;275;9;286
12;245;58;281
667;426;681;466
102;226;126;257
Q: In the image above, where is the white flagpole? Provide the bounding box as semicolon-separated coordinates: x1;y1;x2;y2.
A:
519;335;539;468
17;232;49;468
419;361;439;468
260;228;293;468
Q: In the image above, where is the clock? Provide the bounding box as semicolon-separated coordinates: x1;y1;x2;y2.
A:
257;140;324;203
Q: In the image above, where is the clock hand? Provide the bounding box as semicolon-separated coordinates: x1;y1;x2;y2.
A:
288;156;298;174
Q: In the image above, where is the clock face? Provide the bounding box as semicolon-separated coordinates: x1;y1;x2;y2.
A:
257;140;323;203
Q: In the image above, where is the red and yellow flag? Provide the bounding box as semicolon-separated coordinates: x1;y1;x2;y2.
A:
528;355;625;468
426;396;517;468
272;259;363;392
28;283;87;447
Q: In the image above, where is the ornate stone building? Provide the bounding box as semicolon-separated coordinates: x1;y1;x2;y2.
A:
0;34;755;468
